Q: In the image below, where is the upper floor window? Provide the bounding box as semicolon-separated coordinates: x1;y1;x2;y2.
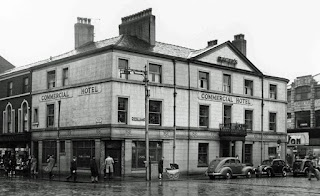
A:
199;72;209;90
7;82;13;96
199;105;209;127
223;74;231;93
316;87;320;99
33;108;39;124
316;110;320;127
269;84;277;99
149;100;161;125
118;97;128;124
62;68;69;86
245;110;253;131
244;80;253;96
119;58;128;79
23;77;29;93
149;63;161;83
47;71;56;89
47;104;55;127
19;102;29;132
223;105;232;125
287;91;291;102
269;112;277;131
6;105;13;133
295;86;311;101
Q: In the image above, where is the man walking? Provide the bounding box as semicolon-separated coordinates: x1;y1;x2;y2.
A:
158;156;164;179
66;156;77;182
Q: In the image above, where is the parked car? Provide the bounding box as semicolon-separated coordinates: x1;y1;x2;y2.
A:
205;157;254;179
254;159;290;177
292;159;320;177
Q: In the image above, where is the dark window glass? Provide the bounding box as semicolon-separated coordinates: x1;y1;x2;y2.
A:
22;103;28;132
7;82;13;96
245;110;253;131
62;68;69;86
316;88;320;99
149;101;161;125
118;98;128;124
244;80;253;96
295;86;311;101
132;141;162;169
42;141;57;163
47;71;56;89
268;147;277;158
223;74;231;93
119;59;128;79
198;143;208;167
149;64;161;83
47;104;54;127
199;105;209;127
244;144;252;164
23;77;29;93
270;84;277;99
316;111;320;127
73;140;95;168
33;108;39;123
7;105;12;133
199;72;209;89
60;141;65;153
295;111;310;128
224;105;232;125
269;113;277;131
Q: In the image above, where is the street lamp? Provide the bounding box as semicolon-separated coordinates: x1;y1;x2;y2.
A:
121;66;150;181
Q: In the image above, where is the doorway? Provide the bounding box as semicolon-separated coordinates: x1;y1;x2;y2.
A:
105;141;122;176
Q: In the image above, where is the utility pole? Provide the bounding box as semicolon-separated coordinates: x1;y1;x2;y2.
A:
57;100;61;181
121;66;150;181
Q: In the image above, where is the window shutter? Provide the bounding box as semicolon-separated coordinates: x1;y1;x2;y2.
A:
2;111;6;133
11;109;15;133
18;109;21;133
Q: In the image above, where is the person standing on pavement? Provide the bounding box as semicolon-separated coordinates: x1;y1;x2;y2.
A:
30;155;37;178
66;156;77;182
158;156;164;179
90;157;99;183
47;155;55;180
104;155;114;179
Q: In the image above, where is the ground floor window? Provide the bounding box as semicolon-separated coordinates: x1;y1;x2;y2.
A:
42;141;57;163
132;141;162;169
268;147;277;159
244;144;252;164
198;143;208;167
73;140;95;168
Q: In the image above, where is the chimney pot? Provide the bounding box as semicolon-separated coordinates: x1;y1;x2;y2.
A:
232;34;246;56
207;40;218;47
75;17;94;49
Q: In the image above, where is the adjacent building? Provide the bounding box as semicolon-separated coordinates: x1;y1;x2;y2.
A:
1;9;289;177
287;74;320;165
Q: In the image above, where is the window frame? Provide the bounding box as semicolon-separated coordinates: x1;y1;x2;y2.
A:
269;112;277;131
23;77;29;93
199;71;209;90
244;79;253;96
149;100;162;125
132;141;162;169
295;86;311;101
62;67;69;86
198;143;209;167
118;58;129;80
199;105;209;127
269;84;277;100
118;97;128;124
47;70;56;89
7;81;13;96
149;63;162;83
46;104;55;127
42;140;57;163
223;74;232;93
244;110;253;131
223;105;232;126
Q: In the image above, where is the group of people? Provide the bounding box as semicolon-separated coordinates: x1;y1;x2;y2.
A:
2;154;38;178
45;155;115;183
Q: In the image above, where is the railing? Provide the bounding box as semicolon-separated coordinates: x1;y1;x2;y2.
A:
219;123;247;137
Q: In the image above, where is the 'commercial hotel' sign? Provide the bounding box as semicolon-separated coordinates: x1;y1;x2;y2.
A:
40;91;72;101
199;93;253;105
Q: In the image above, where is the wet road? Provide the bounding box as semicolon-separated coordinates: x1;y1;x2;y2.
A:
0;176;319;196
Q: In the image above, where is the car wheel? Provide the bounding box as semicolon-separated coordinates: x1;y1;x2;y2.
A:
267;169;272;177
209;175;215;180
225;171;232;179
282;170;287;177
246;170;252;178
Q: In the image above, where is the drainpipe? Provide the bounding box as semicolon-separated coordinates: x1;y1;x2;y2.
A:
173;59;177;164
261;75;264;163
187;60;191;175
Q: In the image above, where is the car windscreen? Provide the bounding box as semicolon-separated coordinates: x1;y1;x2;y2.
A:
209;159;222;169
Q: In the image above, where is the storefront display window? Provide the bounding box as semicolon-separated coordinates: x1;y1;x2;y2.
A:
73;140;95;168
132;141;162;169
42;141;57;163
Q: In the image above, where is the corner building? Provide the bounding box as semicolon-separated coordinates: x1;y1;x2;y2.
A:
30;9;288;177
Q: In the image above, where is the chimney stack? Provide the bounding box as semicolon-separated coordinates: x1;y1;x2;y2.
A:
207;40;218;47
119;8;155;46
232;34;246;56
74;17;94;49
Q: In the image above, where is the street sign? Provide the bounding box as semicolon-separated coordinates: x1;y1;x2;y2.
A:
132;117;145;121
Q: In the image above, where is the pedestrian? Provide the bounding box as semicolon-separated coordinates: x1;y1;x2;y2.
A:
46;155;55;180
104;155;114;179
30;155;38;178
9;154;16;177
66;156;77;182
158;156;164;179
308;162;319;181
90;157;99;183
4;155;10;177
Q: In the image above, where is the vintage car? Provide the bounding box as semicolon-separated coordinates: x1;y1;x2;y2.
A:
205;157;254;179
292;159;320;177
255;159;290;177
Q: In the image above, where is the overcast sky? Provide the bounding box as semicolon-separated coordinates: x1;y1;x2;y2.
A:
1;0;319;83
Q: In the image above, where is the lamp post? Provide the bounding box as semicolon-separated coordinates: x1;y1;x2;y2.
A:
121;66;150;181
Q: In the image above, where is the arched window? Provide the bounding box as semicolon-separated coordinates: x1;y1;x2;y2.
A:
295;86;311;101
19;100;29;132
3;103;14;133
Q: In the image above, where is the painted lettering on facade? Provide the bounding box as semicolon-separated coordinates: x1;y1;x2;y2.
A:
79;85;102;96
199;93;253;105
40;91;72;102
217;56;237;66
